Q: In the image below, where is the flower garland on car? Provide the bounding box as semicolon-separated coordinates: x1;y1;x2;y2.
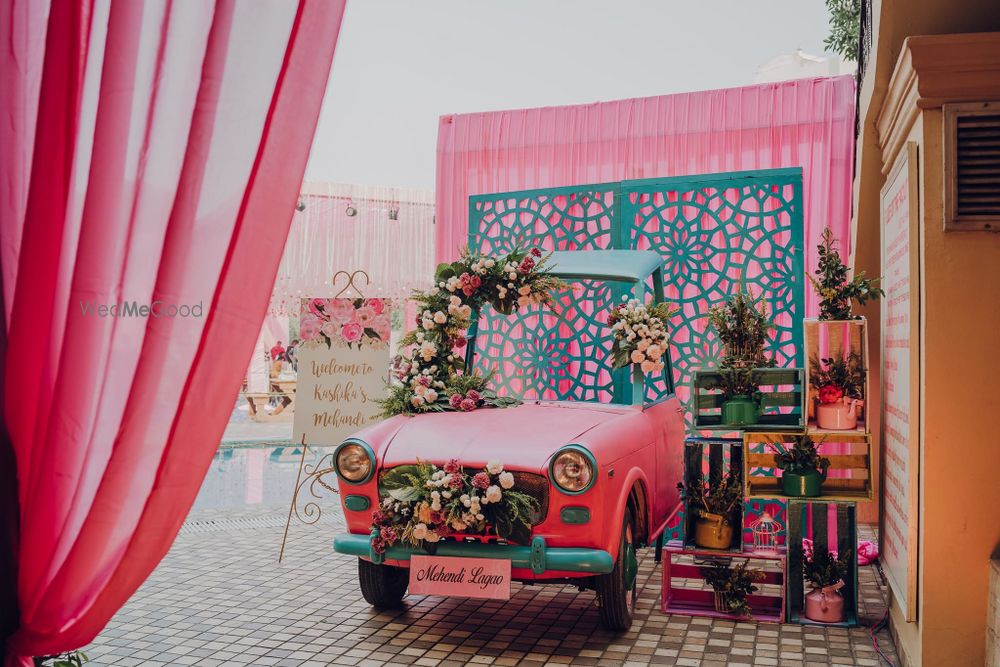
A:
371;459;539;551
609;298;677;374
378;246;566;417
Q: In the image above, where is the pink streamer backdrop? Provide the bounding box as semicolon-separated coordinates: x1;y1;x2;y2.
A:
436;75;857;317
0;0;345;662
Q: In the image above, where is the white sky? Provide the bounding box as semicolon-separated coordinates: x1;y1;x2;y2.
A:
304;0;834;190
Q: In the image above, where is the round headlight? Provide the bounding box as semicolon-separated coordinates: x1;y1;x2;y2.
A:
551;447;595;493
336;442;372;483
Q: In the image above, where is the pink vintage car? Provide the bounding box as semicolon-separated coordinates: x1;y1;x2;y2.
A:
333;250;684;630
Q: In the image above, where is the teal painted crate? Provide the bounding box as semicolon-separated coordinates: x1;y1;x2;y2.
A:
786;500;859;627
692;368;805;431
680;437;744;553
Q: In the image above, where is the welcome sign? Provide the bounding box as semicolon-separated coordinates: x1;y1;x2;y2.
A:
408;555;512;600
293;298;392;446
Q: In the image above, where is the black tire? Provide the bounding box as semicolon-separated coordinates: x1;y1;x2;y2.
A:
594;509;638;631
358;558;408;608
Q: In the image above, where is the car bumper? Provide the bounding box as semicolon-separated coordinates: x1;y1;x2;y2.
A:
333;532;614;575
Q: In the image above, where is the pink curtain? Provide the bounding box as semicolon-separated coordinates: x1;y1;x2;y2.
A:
0;0;345;663
435;75;857;316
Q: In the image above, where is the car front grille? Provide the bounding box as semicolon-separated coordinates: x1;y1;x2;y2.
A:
378;467;549;526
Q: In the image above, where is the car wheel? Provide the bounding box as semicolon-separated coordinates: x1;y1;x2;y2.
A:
594;509;638;631
358;558;408;608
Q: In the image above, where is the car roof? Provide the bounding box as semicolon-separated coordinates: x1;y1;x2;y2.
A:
547;250;663;283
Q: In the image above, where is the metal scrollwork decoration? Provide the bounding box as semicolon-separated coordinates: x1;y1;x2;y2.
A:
279;435;341;562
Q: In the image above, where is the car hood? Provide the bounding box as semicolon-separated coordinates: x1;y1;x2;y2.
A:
377;402;635;472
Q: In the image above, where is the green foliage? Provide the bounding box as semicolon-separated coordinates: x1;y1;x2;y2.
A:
35;652;89;667
810;353;865;398
701;558;765;617
708;367;763;400
707;288;775;370
802;547;853;589
677;467;743;519
809;227;883;320
824;0;860;62
770;434;830;475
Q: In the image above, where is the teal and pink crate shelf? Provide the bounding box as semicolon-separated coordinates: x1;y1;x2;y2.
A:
692;368;805;431
786;500;860;627
660;545;786;623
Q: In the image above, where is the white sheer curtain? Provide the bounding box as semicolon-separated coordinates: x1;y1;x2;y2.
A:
269;182;435;315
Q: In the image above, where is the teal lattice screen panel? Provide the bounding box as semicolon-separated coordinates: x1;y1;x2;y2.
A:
469;168;804;411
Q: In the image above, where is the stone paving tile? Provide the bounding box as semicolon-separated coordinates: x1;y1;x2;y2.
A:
85;507;898;666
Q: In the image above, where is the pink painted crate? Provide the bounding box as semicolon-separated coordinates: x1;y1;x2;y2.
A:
660;543;786;623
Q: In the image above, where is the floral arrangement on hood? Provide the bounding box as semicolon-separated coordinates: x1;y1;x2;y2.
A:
300;297;391;349
371;459;539;549
608;297;677;374
378;246;566;417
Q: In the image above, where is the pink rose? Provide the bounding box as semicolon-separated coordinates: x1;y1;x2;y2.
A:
320;321;337;339
417;376;431;387
308;298;329;320
299;314;321;341
531;248;542;257
366;298;385;315
818;384;844;405
327;299;356;323
443;459;461;474
371;510;387;526
449;394;463;409
379;526;398;544
471;472;490;489
371;536;386;554
355;306;377;326
519;257;535;273
465;390;481;402
453;335;467;349
448;474;465;489
341;322;363;343
460;398;477;412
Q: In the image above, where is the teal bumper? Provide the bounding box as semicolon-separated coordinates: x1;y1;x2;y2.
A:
333;532;614;575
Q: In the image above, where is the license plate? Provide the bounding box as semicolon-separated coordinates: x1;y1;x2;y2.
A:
408;554;511;600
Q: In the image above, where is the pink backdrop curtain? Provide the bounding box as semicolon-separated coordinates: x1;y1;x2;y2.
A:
435;75;857;316
0;0;345;663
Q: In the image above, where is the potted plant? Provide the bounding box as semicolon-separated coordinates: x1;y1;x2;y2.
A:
678;468;743;549
801;544;852;623
707;288;775;426
701;558;765;617
809;227;883;321
770;434;830;497
810;352;865;429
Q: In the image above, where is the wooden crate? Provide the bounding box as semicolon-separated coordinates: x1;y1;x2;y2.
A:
743;432;873;502
786;500;859;627
681;437;743;552
692;368;805;431
661;544;786;623
803;318;870;434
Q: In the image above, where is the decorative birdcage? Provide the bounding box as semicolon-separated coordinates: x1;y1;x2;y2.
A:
751;511;782;555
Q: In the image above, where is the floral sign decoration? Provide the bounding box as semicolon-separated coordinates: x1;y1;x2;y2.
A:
379;246;566;417
371;459;538;551
300;297;391;349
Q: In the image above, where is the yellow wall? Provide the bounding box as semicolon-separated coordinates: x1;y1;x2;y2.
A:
857;21;1000;666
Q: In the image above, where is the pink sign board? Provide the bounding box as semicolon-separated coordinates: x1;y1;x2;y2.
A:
408;555;512;600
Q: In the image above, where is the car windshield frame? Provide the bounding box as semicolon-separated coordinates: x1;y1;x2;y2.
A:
463;250;676;407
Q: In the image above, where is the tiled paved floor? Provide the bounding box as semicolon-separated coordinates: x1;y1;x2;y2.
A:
86;502;898;667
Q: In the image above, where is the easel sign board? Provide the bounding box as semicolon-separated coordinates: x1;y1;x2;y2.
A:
879;142;920;622
293;297;392;446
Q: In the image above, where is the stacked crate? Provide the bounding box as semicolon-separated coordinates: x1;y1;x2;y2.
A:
663;318;873;626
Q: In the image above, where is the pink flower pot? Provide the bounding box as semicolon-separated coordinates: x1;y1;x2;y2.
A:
804;582;845;623
815;398;863;430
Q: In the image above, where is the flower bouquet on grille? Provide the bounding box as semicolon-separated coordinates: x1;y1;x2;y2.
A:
608;298;677;374
371;459;539;552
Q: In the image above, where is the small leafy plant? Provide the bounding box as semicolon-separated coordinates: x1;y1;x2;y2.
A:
34;652;89;667
678;468;743;519
770;434;830;475
802;546;853;589
708;367;763;400
810;353;865;402
707;288;775;369
809;227;883;321
701;558;766;617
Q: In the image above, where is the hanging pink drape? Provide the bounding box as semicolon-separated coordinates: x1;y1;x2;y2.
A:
0;0;345;663
436;75;857;316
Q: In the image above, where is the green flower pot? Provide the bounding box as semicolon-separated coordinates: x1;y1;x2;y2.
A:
780;468;828;497
721;395;758;427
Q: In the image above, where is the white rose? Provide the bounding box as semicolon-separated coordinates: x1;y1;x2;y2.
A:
475;513;484;521
413;523;428;539
518;285;532;296
410;396;425;407
431;490;440;499
433;311;448;324
485;485;502;503
486;460;504;474
442;491;452;499
485;259;495;268
641;360;655;373
498;472;515;489
425;389;438;403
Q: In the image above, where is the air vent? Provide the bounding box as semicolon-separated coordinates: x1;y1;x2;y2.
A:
945;102;1000;231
